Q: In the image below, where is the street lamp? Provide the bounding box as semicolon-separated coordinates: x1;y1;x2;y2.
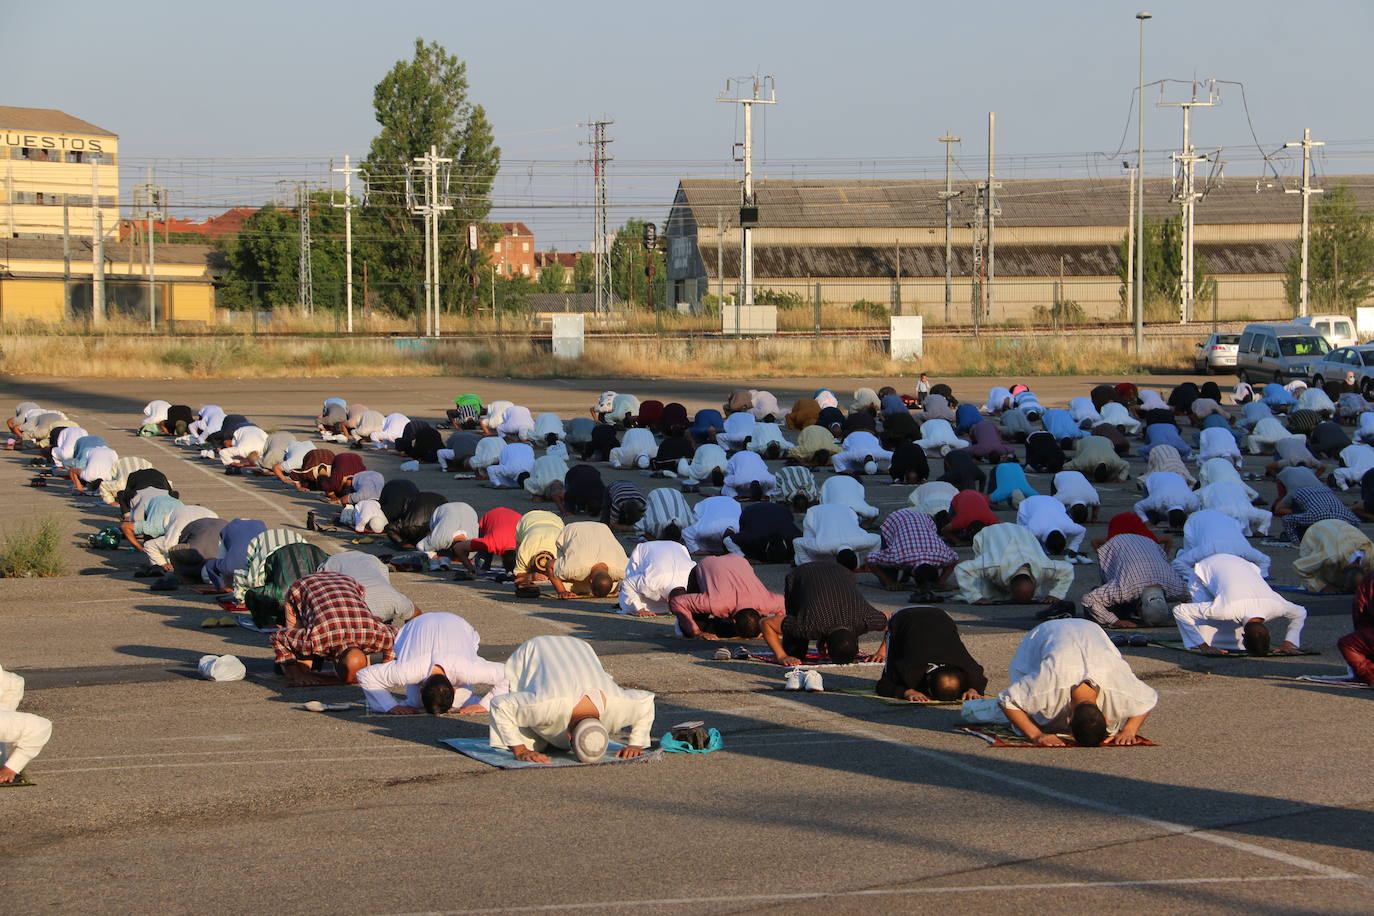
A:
1135;10;1151;356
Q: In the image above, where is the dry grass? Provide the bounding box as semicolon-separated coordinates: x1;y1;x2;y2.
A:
0;517;66;578
0;332;1190;380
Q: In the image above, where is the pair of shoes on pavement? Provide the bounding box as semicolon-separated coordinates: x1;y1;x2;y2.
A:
784;668;824;692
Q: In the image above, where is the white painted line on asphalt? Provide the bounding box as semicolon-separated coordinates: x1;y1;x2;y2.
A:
40;752;452;775
46;743;430;764
685;662;1374;889
407;873;1345;913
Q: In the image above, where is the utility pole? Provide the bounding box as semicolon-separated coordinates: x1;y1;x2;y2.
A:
62;195;71;320
332;155;361;332
133;167;166;330
1159;78;1218;324
718;75;777;311
937;132;961;324
1284;127;1324;318
986;112;1000;322
579;119;614;313
1124;163;1136;325
90;155;105;327
407;146;453;337
971;183;986;335
1134;10;1151;354
297;184;313;316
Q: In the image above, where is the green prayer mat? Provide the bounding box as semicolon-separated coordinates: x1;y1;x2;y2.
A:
1147;640;1320;658
830;687;962;706
0;770;35;787
957;724;1157;748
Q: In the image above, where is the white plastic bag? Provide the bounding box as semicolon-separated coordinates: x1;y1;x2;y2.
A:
960;697;1009;724
197;654;246;682
399;460;420;472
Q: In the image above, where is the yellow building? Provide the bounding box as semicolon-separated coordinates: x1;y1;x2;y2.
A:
0;107;218;325
1;106;119;240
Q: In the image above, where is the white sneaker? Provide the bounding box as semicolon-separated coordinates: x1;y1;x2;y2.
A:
783;668;803;691
803;669;824;692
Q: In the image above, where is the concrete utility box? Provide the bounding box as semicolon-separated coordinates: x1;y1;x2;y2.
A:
722;305;777;335
1357;307;1374;340
890;315;924;359
552;313;585;359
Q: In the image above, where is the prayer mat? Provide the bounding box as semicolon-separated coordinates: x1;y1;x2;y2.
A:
439;737;665;769
1294;674;1373;689
0;771;35;787
215;596;249;613
234;614;279;633
743;650;880;666
1271;584;1334;595
1145;640;1321;657
830;687;962;706
956;724;1157;748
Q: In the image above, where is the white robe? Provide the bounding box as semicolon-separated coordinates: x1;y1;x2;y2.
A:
999;619;1158;732
717;411;756;451
488;636;655;751
914;419;968;457
1197;481;1273;537
1333;444;1374;490
1016;494;1086;552
832;430;893;472
1245;418;1291;454
1051;471;1100;509
1196;427;1242;467
471;436;505;471
678;444;728;483
487;442;535;489
609;428;657;469
682;496;743;555
1172;509;1272;578
533;413;566;443
0;666;52;776
618;541;695;615
524;454;569;497
746;422;789;455
1068;397;1102;428
357;612;507;712
819;474;879;522
496;406;535;441
1134;471;1200;521
1197;458;1258;500
721;450;776;499
1100;402;1141;434
1172;555;1307;649
909;481;958;517
792;503;881;565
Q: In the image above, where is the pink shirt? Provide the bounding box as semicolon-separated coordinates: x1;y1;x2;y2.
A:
669;554;784;636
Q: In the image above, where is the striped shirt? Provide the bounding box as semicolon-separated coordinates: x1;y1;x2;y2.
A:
866;509;957;569
772;465;820;507
636;486;695;539
1081;534;1188;626
781;560;887;640
271;573;396;663
601;480;647;525
234;528;307;600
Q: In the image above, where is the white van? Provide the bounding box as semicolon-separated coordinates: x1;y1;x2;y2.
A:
1293;314;1357;348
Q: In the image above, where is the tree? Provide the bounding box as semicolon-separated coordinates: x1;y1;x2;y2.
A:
1285;183;1374;314
571;253;594;293
1116;213;1214;322
216;193;348;311
609;218;666;306
536;257;567;293
358;39;501;314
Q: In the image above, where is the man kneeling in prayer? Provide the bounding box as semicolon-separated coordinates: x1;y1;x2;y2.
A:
489;635;655;763
998;618;1158;746
357;612;507;715
1172;554;1307;656
875;606;987;702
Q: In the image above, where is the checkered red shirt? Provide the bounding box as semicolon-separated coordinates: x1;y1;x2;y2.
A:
865;508;957;569
271;572;396;664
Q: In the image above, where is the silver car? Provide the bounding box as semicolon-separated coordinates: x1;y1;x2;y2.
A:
1309;345;1374;395
1193;333;1240;374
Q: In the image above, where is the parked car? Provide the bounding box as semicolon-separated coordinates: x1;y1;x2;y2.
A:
1293;314;1358;349
1235;322;1332;384
1309;345;1374;395
1192;332;1240;374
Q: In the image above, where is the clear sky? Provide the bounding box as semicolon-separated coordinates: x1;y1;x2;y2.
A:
7;0;1372;250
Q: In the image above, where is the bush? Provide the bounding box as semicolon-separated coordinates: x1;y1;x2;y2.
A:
755;288;807;310
1032;299;1088;325
851;299;888;320
0;517;66;578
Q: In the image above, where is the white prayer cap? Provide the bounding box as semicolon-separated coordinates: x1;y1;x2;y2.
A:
571;718;609;763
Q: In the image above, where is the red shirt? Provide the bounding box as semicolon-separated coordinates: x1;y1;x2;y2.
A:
948;489;998;532
472;507;521;555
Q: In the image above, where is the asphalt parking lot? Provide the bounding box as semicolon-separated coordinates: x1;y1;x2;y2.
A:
3;373;1372;914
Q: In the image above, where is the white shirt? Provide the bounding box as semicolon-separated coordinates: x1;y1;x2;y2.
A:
1051;471;1100;508
1298;387;1334;413
723;450;775;495
533;413;566;442
1139;390;1167;412
280;440;316;473
747;422;789;453
156;505;218;549
471;436;505;469
81;446;118;483
141;400;170;425
750;390;780;420
222;426;268;462
985;387;1013;413
375;413;410;446
683;496;743;554
1016;494;1085;551
1099;402;1140;432
1198;458;1257;499
1068;397;1102;426
1000;619;1158;732
1173;509;1272;577
1197;427;1240;463
417;502;480;556
820;474;878;519
493;441;535;474
720;411;755;445
619;541;695;615
840;430;884;457
0;664;53;775
497;405;535;438
524;454;569;496
1135;471;1199;518
798;503;869;554
1174;554;1307;648
357;612;507;713
489;636;655;750
683;444;728;481
52;426;89;466
485;400;514;423
909;481;958;516
917;419;962;448
615;428;657;459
